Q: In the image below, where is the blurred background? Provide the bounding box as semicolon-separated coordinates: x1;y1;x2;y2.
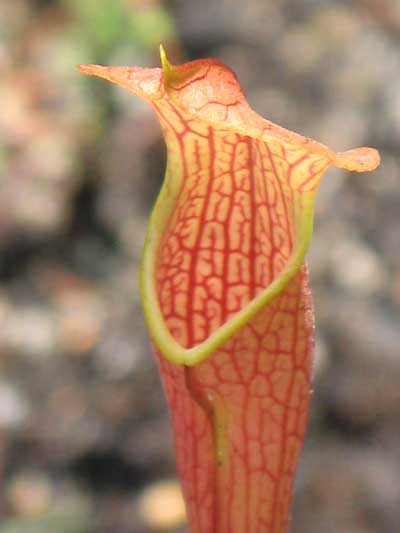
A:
1;0;399;532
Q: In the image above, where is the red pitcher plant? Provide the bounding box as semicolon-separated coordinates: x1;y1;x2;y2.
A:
78;48;379;533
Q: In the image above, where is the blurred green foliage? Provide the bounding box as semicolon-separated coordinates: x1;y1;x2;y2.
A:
65;0;175;61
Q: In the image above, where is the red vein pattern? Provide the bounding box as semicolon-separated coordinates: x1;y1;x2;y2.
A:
77;57;380;533
154;98;314;533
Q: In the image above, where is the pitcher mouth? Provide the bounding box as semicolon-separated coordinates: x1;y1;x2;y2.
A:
78;49;380;367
